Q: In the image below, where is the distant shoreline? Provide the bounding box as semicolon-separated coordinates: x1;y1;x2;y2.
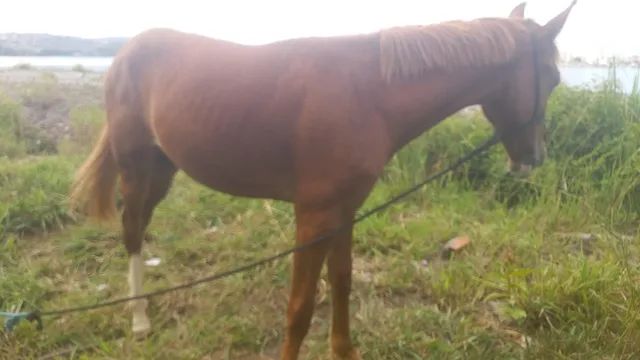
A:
0;55;632;70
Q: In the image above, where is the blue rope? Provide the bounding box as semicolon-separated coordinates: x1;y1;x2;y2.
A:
1;311;42;332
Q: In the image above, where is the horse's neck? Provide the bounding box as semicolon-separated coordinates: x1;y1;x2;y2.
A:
379;65;507;151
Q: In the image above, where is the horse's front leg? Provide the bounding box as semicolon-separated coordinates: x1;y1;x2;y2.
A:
281;204;345;360
327;222;360;360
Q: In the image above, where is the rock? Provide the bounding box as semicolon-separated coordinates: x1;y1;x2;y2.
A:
145;257;162;267
441;235;471;259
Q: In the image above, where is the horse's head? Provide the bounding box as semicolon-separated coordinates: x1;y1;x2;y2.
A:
481;2;576;176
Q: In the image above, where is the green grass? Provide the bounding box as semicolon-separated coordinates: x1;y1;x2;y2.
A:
1;76;640;359
0;95;26;158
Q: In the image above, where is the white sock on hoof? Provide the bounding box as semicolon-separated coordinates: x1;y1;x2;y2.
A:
128;254;150;335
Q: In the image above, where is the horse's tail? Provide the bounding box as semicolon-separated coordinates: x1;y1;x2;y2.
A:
69;126;118;220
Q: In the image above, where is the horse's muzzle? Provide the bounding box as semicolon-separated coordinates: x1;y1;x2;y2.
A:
509;161;534;177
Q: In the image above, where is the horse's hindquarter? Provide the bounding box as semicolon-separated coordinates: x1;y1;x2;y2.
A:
143;37;302;200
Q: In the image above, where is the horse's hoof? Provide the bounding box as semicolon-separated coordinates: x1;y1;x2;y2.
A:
332;348;361;360
132;325;151;339
132;317;151;339
144;232;154;242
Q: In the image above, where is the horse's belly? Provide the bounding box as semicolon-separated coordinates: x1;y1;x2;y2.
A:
156;124;295;202
149;75;299;201
182;158;294;201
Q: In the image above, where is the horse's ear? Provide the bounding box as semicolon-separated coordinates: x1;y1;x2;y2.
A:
542;0;577;40
509;2;526;18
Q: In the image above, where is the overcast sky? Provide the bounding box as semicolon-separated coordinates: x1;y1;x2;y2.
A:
0;1;632;59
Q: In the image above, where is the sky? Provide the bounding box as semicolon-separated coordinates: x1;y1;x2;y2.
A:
0;0;634;59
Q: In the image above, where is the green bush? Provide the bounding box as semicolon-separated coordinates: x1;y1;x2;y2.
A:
19;72;61;111
12;63;33;71
71;64;88;73
0;156;75;236
0;91;58;157
0;95;26;158
58;105;105;155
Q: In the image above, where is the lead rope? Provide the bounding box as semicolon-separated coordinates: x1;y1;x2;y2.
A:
2;34;543;331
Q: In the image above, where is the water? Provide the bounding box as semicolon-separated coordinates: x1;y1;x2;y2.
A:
0;56;638;92
560;66;639;94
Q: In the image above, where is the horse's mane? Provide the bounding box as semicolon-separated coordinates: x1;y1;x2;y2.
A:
380;18;534;81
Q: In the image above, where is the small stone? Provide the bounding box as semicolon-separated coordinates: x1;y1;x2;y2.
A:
441;235;471;259
203;226;218;235
145;257;161;267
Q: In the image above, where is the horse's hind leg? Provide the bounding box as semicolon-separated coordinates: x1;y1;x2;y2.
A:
117;146;176;336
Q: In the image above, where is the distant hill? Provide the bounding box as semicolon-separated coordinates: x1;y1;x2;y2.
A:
0;33;127;56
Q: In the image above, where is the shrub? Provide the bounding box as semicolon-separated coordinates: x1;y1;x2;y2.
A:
58;105;105;155
0;94;26;158
12;63;33;71
71;64;88;73
0;156;75;236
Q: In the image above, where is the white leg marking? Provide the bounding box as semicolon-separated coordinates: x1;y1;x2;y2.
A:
129;254;150;336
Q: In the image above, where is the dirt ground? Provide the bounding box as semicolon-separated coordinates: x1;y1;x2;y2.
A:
0;68;105;142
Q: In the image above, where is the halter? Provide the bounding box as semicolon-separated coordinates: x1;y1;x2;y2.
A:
497;33;544;139
529;33;543;126
486;32;544;170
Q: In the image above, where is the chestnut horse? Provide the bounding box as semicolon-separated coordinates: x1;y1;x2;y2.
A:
70;2;575;359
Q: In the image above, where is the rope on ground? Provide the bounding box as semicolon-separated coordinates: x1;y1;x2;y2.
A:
0;133;500;331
